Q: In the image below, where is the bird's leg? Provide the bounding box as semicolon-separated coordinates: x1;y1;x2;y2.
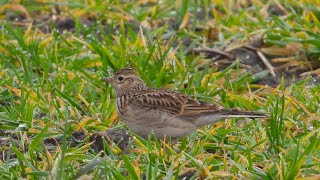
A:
169;138;181;153
171;138;178;145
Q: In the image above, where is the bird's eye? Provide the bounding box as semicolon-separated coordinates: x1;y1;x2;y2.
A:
118;76;124;81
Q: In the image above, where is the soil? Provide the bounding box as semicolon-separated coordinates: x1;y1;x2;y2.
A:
178;170;197;180
89;128;132;153
192;37;320;87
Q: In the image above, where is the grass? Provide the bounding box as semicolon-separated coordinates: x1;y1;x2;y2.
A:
0;0;319;179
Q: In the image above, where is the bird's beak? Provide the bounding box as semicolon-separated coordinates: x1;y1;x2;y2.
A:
101;77;113;83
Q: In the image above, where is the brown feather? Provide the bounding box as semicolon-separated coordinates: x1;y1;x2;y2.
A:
130;88;224;117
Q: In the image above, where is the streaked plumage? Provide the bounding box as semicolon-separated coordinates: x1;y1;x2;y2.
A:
103;68;268;139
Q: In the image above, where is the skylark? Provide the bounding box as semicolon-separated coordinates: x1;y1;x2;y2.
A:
103;68;268;139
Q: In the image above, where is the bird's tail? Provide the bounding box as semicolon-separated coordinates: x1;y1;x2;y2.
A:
191;109;268;127
218;109;269;118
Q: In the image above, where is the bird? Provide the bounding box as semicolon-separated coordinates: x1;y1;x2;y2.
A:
102;67;268;140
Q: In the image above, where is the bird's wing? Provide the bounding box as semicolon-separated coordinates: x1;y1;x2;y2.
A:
130;89;223;117
129;89;267;128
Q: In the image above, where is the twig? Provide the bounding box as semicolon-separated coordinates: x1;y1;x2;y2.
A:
243;44;258;51
193;47;234;59
256;50;276;77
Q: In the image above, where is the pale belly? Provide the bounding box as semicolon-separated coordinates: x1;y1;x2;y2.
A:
118;107;196;139
123;119;196;138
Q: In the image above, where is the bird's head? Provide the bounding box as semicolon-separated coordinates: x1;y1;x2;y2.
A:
102;67;146;96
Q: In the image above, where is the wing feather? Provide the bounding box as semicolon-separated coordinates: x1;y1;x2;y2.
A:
129;89;223;117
